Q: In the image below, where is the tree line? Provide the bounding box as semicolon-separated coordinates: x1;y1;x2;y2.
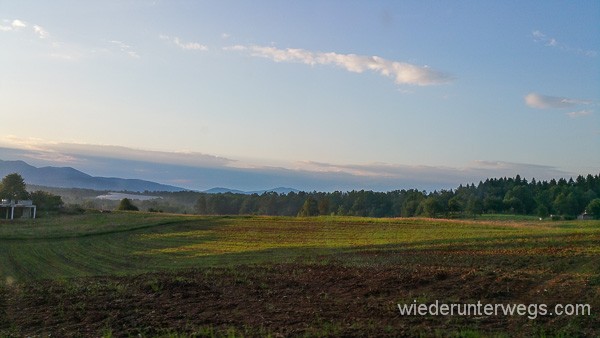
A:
192;174;600;219
3;172;600;219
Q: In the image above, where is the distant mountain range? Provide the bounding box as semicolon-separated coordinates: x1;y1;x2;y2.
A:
0;159;300;194
0;159;185;192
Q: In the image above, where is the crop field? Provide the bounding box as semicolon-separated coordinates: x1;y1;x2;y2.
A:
0;212;599;337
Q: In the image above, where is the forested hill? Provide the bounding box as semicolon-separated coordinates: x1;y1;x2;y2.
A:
191;174;600;218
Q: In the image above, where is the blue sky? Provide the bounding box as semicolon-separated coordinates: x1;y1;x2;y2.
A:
0;1;598;191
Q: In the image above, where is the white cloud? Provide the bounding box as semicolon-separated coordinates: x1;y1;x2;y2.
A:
524;93;587;109
0;19;49;38
567;110;593;118
223;45;247;51
160;34;208;51
0;19;27;31
2;19;140;61
1;18;89;62
11;19;27;28
231;45;453;86
33;25;49;39
1;19;52;41
174;37;208;51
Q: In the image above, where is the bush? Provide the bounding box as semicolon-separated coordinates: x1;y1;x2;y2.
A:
117;198;139;211
586;198;600;219
30;190;64;212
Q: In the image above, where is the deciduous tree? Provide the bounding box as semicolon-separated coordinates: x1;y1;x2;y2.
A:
586;198;600;219
117;198;139;211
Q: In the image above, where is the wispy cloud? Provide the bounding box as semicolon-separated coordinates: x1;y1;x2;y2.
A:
532;30;556;47
532;30;597;57
3;18;141;61
1;18;83;61
223;45;246;51
524;93;582;109
228;45;453;86
0;19;48;39
468;161;572;180
296;160;571;184
160;34;208;51
567;110;593;118
108;40;140;59
175;38;208;51
33;25;49;39
0;137;234;168
0;136;79;164
524;92;595;118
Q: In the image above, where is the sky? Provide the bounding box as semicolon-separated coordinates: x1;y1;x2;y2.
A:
0;1;599;192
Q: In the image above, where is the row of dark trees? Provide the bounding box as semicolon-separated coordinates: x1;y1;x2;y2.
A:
193;174;600;219
3;172;600;219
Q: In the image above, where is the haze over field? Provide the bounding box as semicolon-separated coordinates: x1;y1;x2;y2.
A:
1;1;598;191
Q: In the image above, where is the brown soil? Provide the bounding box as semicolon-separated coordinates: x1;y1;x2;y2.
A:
1;263;598;337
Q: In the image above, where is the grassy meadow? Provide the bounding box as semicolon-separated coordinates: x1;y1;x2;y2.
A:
0;212;598;336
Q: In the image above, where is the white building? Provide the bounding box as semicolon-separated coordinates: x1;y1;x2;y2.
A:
0;199;37;220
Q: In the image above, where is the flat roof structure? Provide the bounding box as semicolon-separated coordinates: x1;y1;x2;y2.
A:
0;199;36;220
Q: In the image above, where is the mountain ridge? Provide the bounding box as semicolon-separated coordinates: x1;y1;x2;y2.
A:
0;159;185;192
0;159;300;195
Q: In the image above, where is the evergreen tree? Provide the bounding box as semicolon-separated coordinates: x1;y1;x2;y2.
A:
0;173;29;201
298;197;319;217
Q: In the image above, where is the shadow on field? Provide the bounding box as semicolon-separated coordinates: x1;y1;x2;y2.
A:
1;217;598;336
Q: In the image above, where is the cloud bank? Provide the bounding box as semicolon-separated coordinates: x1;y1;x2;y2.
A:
0;138;576;192
228;45;453;86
